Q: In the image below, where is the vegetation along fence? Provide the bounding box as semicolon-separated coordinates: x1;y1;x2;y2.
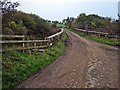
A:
0;29;64;52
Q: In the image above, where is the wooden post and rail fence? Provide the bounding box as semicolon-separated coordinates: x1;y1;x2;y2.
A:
75;28;119;39
0;29;63;52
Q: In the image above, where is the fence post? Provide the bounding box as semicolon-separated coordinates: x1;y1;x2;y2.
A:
27;36;29;47
22;35;25;52
34;42;37;52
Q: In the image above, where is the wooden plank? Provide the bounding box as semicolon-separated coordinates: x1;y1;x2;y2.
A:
2;46;47;50
17;46;48;50
47;29;63;39
0;40;48;44
0;35;25;38
1;30;64;51
75;28;108;35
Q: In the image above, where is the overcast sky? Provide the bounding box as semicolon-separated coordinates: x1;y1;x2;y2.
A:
11;0;119;21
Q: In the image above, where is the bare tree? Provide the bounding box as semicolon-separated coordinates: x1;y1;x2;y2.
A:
0;0;20;14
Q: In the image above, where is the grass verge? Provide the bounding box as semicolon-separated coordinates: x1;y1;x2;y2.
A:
57;23;65;28
2;32;68;89
70;29;120;46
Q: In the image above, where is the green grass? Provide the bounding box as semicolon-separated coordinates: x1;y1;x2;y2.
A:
88;36;120;46
70;29;120;46
57;23;65;28
2;32;68;89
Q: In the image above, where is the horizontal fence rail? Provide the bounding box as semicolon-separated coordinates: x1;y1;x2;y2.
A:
0;35;25;38
75;28;108;35
1;29;64;52
46;29;63;39
0;40;48;44
75;28;119;39
45;29;63;41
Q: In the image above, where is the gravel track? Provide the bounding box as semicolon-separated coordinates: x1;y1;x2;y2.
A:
17;30;119;88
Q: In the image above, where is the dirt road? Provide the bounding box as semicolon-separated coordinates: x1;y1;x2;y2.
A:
17;30;119;88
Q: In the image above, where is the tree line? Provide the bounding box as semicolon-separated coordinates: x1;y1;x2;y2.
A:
1;0;59;39
1;0;119;37
63;13;119;35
